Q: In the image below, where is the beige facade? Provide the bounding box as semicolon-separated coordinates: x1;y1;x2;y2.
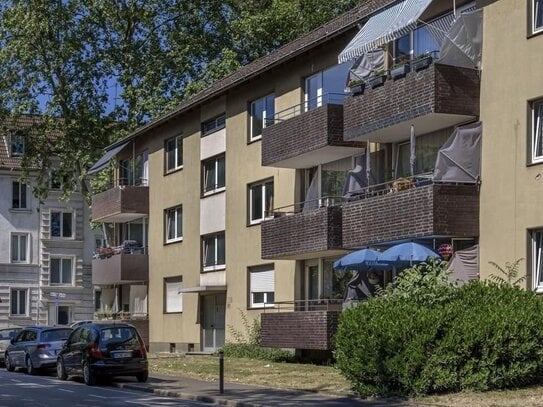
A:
479;0;543;287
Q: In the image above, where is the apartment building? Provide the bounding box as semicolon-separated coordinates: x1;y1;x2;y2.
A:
90;0;483;353
0;118;95;328
478;0;543;288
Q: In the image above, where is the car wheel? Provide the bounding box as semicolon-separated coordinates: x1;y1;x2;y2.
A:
5;353;14;372
26;355;37;375
83;361;96;386
136;371;148;383
57;358;67;381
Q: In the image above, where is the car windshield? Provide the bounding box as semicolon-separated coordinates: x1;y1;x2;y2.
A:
100;327;140;348
0;329;19;340
41;329;72;342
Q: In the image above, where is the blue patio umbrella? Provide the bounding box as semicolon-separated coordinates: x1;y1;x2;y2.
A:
333;248;381;271
378;242;440;266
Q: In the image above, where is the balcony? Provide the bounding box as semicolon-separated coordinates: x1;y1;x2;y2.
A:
342;181;479;249
343;63;480;143
91;185;149;223
260;300;341;350
261;201;344;260
92;252;149;285
262;94;365;168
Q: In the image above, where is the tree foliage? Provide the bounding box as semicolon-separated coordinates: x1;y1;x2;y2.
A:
0;0;366;199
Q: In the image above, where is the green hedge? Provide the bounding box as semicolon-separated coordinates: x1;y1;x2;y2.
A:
334;282;543;397
221;343;294;362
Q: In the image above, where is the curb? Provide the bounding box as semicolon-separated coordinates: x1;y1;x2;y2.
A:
113;382;258;407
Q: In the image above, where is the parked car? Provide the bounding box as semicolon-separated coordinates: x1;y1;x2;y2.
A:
69;320;93;328
0;327;23;365
57;322;148;386
5;326;73;374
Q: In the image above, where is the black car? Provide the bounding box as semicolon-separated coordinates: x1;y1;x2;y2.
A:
56;322;148;386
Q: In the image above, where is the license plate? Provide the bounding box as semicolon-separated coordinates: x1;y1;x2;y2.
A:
112;351;132;359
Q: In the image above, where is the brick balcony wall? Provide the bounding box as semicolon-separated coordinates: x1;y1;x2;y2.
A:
261;311;340;350
343;64;480;140
342;184;479;248
91;186;149;221
262;104;365;166
261;206;342;259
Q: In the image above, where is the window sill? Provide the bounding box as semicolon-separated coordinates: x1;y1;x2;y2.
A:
49;236;75;240
202;187;226;198
247;135;262;145
202;265;226;273
9;315;30;318
164;166;184;176
165;237;183;245
9;208;32;213
248;304;275;310
247;216;273;227
10;261;30;265
527;28;543;39
164;311;183;314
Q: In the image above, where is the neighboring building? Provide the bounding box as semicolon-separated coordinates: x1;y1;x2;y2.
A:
478;0;543;288
90;0;483;353
0;118;95;327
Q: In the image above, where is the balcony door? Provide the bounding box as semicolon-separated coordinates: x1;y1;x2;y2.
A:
201;293;226;352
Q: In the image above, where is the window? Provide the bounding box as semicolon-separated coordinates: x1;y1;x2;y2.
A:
12;181;27;209
202;114;226;136
532;229;543;292
120;152;145;185
165;135;183;173
534;0;543;34
50;257;73;285
165;206;182;243
164;276;183;313
248;179;274;224
250;94;274;141
11;233;28;263
10;131;25;157
532;100;543;164
249;265;275;308
305;63;351;111
395;128;450;177
202;154;225;195
202;232;225;271
10;289;27;316
51;211;73;238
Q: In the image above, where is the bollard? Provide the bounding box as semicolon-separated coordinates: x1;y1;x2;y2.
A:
219;350;224;394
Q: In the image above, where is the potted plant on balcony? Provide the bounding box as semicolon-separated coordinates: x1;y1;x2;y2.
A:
348;79;365;96
412;51;434;72
367;69;387;88
390;57;410;80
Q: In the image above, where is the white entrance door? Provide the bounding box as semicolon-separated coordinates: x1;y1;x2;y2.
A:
201;294;226;352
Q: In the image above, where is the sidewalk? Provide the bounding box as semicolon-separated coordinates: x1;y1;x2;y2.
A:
112;373;418;406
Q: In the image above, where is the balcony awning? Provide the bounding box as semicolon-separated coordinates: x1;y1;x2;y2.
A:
88;140;131;175
338;0;433;63
179;285;227;293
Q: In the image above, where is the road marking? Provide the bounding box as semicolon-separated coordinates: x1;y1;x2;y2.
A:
58;388;74;393
89;395;107;399
10;379;21;383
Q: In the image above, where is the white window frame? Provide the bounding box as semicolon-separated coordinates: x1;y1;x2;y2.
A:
164;277;183;313
305;72;323;111
202;233;225;272
10;288;28;316
165;134;183;173
250;94;274;142
11;233;29;263
165;206;183;243
50;210;74;239
532;100;543;164
50;256;75;286
532;229;543;293
10;132;25;157
249;179;274;225
249;266;275;308
534;0;543;34
202;114;226;136
12;180;27;209
202;155;225;196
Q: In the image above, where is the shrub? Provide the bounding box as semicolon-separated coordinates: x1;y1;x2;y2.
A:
334;281;543;397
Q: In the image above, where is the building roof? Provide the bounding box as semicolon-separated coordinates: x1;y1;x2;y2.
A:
109;0;393;150
0;115;44;170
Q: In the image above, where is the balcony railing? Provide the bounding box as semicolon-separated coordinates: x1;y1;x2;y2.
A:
270;92;347;125
264;299;343;312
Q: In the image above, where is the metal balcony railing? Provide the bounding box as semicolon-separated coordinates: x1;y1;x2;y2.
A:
270;92;347;125
263;299;343;312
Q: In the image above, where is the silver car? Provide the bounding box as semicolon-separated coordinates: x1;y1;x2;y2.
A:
5;326;72;374
0;328;23;364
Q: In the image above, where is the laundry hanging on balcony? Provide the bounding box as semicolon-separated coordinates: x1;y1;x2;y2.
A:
433;121;481;183
338;0;433;63
438;9;483;69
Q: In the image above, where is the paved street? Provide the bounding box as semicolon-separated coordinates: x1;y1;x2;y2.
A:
0;368;208;407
